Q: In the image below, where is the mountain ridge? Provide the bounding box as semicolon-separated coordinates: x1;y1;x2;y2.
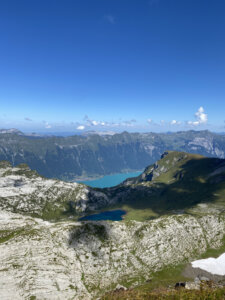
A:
1;129;225;180
1;150;225;221
0;160;109;220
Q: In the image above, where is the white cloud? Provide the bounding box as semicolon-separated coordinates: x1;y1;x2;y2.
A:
188;106;208;126
122;119;136;126
79;117;139;130
82;116;138;128
77;125;85;130
147;118;152;124
195;106;208;123
44;122;52;129
91;120;99;126
83;116;103;127
170;120;181;125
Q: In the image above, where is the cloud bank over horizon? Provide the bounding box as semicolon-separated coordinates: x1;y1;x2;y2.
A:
1;106;221;133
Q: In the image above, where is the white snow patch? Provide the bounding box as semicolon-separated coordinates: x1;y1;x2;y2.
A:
192;253;225;275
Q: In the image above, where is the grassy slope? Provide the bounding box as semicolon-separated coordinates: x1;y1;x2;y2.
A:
105;151;225;221
102;235;225;300
101;234;225;299
102;286;225;300
99;152;225;298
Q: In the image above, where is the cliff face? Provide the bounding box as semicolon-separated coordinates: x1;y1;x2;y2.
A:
0;161;109;219
0;130;225;180
1;210;225;299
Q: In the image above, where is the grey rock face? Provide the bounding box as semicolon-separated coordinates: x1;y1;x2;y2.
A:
185;281;200;290
0;162;109;218
0;210;225;299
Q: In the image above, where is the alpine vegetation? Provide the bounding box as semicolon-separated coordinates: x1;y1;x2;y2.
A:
1;151;225;298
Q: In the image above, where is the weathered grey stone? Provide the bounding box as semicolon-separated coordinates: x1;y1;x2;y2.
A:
0;210;225;299
185;281;200;290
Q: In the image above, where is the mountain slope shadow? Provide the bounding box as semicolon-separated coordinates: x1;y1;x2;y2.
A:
105;153;225;216
68;222;110;250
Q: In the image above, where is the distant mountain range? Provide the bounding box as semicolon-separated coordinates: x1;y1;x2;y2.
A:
0;129;225;180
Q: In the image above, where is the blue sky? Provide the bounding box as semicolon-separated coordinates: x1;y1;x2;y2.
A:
0;0;225;133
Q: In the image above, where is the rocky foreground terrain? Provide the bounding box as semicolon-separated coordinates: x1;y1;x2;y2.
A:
1;210;225;299
0;160;109;219
1;151;225;299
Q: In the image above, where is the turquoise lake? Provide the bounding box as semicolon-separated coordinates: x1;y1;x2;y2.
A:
80;171;142;188
79;210;126;221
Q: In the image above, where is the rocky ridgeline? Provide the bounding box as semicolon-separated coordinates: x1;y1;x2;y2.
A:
0;210;225;299
122;151;188;185
0;161;109;219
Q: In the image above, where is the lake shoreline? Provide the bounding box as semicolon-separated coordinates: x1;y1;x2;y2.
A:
74;170;143;188
79;209;127;221
72;169;144;183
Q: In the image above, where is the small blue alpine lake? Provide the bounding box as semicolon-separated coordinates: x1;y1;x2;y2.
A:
80;171;142;188
79;209;126;221
77;171;141;221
